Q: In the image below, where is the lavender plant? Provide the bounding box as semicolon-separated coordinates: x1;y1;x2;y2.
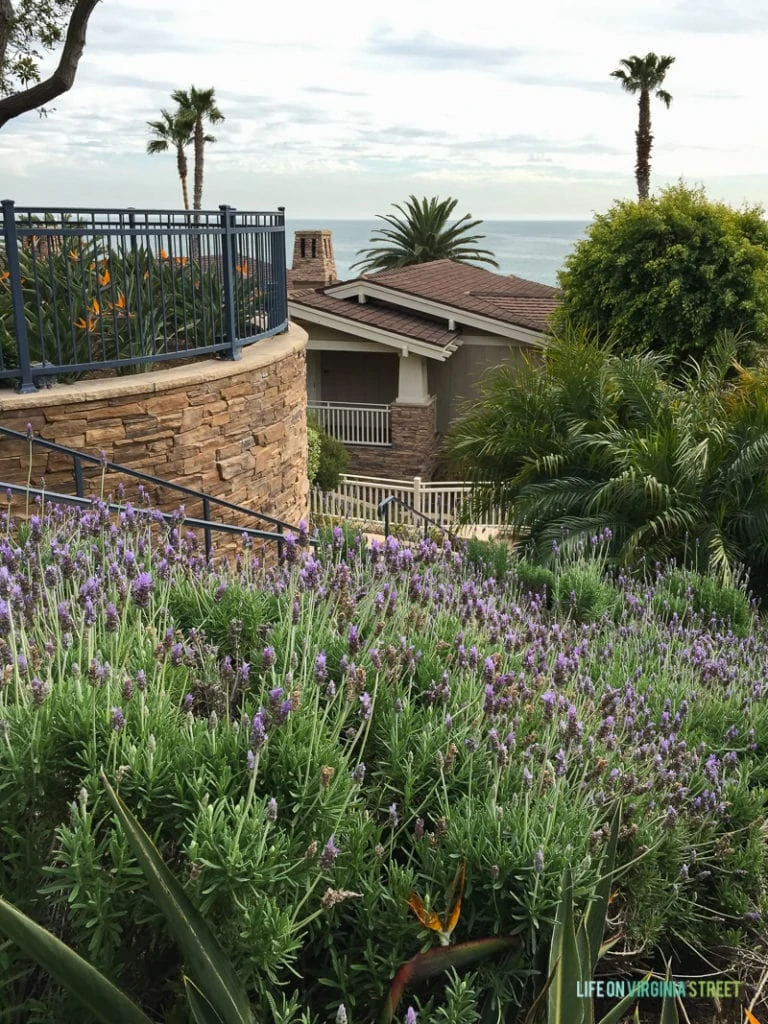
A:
0;494;765;1023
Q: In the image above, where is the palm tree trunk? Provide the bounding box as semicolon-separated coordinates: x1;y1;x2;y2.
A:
635;89;652;201
193;117;204;211
175;144;190;210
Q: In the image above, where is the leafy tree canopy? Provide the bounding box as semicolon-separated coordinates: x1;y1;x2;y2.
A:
351;195;498;273
556;183;768;368
0;0;99;128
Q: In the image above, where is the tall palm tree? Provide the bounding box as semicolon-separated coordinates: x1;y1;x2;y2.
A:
611;53;675;201
171;86;224;210
146;110;193;209
351;195;499;273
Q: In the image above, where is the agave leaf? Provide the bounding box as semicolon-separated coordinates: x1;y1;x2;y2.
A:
380;936;517;1024
0;895;153;1024
584;806;621;976
185;976;226;1024
596;973;652;1024
548;866;584;1024
100;769;255;1024
575;924;593;1024
659;962;679;1024
522;962;558;1024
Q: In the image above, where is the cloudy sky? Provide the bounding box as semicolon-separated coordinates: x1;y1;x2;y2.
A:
2;0;767;220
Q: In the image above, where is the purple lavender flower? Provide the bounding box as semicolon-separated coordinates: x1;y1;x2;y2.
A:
388;803;399;828
405;1008;418;1024
247;749;256;773
414;817;425;839
131;572;153;609
534;848;544;874
262;646;276;670
359;691;372;720
352;762;366;784
336;1006;348;1024
266;798;278;822
314;651;327;683
111;707;126;731
250;708;268;751
319;835;340;869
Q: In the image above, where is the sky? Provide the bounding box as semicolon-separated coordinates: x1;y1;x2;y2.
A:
2;0;768;220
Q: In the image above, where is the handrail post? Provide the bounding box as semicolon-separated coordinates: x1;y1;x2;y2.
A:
202;495;212;560
276;521;283;561
383;502;390;538
219;205;239;360
73;455;84;498
2;200;36;393
270;206;288;332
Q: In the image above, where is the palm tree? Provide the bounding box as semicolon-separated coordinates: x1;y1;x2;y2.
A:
446;329;768;587
351;195;499;273
171;86;224;210
611;52;675;200
146;110;193;209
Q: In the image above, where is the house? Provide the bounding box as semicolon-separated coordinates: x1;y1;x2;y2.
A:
288;230;559;479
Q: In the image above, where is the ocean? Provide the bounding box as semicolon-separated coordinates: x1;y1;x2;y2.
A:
285;219;591;287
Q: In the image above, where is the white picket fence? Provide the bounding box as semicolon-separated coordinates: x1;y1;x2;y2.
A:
310;474;505;531
308;401;391;447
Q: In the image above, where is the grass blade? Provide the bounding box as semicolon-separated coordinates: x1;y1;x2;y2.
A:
0;896;153;1024
100;769;254;1024
185;976;226;1024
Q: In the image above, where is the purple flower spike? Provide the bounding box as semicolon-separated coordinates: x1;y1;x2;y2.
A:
266;798;278;822
534;848;544;874
319;835;340;869
131;571;153;609
314;651;327;683
405;1008;418;1024
388;802;399;828
111;707;126;731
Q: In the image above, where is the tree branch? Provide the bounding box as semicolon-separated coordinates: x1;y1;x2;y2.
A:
0;0;100;129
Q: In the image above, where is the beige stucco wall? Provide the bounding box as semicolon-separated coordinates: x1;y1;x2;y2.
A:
429;338;533;434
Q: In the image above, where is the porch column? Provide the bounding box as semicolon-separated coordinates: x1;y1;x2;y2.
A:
391;352;438;478
396;352;430;404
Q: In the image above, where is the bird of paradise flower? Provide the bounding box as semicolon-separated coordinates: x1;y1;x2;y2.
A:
381;859;517;1024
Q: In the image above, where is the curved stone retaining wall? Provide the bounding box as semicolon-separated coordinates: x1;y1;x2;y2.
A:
0;325;309;532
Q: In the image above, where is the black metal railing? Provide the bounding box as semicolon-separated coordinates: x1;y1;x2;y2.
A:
0;426;314;559
377;494;459;544
0;202;288;393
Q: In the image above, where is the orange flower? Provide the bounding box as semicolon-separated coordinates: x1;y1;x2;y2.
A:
73;314;99;331
143;270;150;281
90;298;100;316
68;250;80;263
0;271;9;283
159;248;168;259
407;860;466;947
174;255;188;266
98;268;110;287
112;292;126;309
236;261;249;276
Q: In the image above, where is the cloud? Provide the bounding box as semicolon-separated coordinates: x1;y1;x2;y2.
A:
304;86;366;98
663;0;768;32
367;29;524;69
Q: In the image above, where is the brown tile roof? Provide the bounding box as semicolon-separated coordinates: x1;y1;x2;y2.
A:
289;287;458;349
359;259;559;332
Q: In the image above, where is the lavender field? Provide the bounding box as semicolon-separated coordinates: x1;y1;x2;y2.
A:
0;499;766;1023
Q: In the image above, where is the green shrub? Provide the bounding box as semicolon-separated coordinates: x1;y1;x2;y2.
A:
465;536;512;580
555;183;768;369
315;429;349;491
513;560;556;604
554;564;618;623
307;424;321;483
652;567;753;635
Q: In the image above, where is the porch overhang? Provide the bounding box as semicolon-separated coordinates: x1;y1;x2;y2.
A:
288;300;457;362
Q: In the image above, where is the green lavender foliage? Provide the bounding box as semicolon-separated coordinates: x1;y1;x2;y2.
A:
0;496;765;1023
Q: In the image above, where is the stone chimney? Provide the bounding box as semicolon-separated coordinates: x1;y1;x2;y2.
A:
290;229;337;291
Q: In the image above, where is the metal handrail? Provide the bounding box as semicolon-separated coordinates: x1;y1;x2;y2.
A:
377;494;459;544
0;426;315;557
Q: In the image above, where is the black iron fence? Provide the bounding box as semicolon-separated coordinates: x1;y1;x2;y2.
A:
0;201;288;393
